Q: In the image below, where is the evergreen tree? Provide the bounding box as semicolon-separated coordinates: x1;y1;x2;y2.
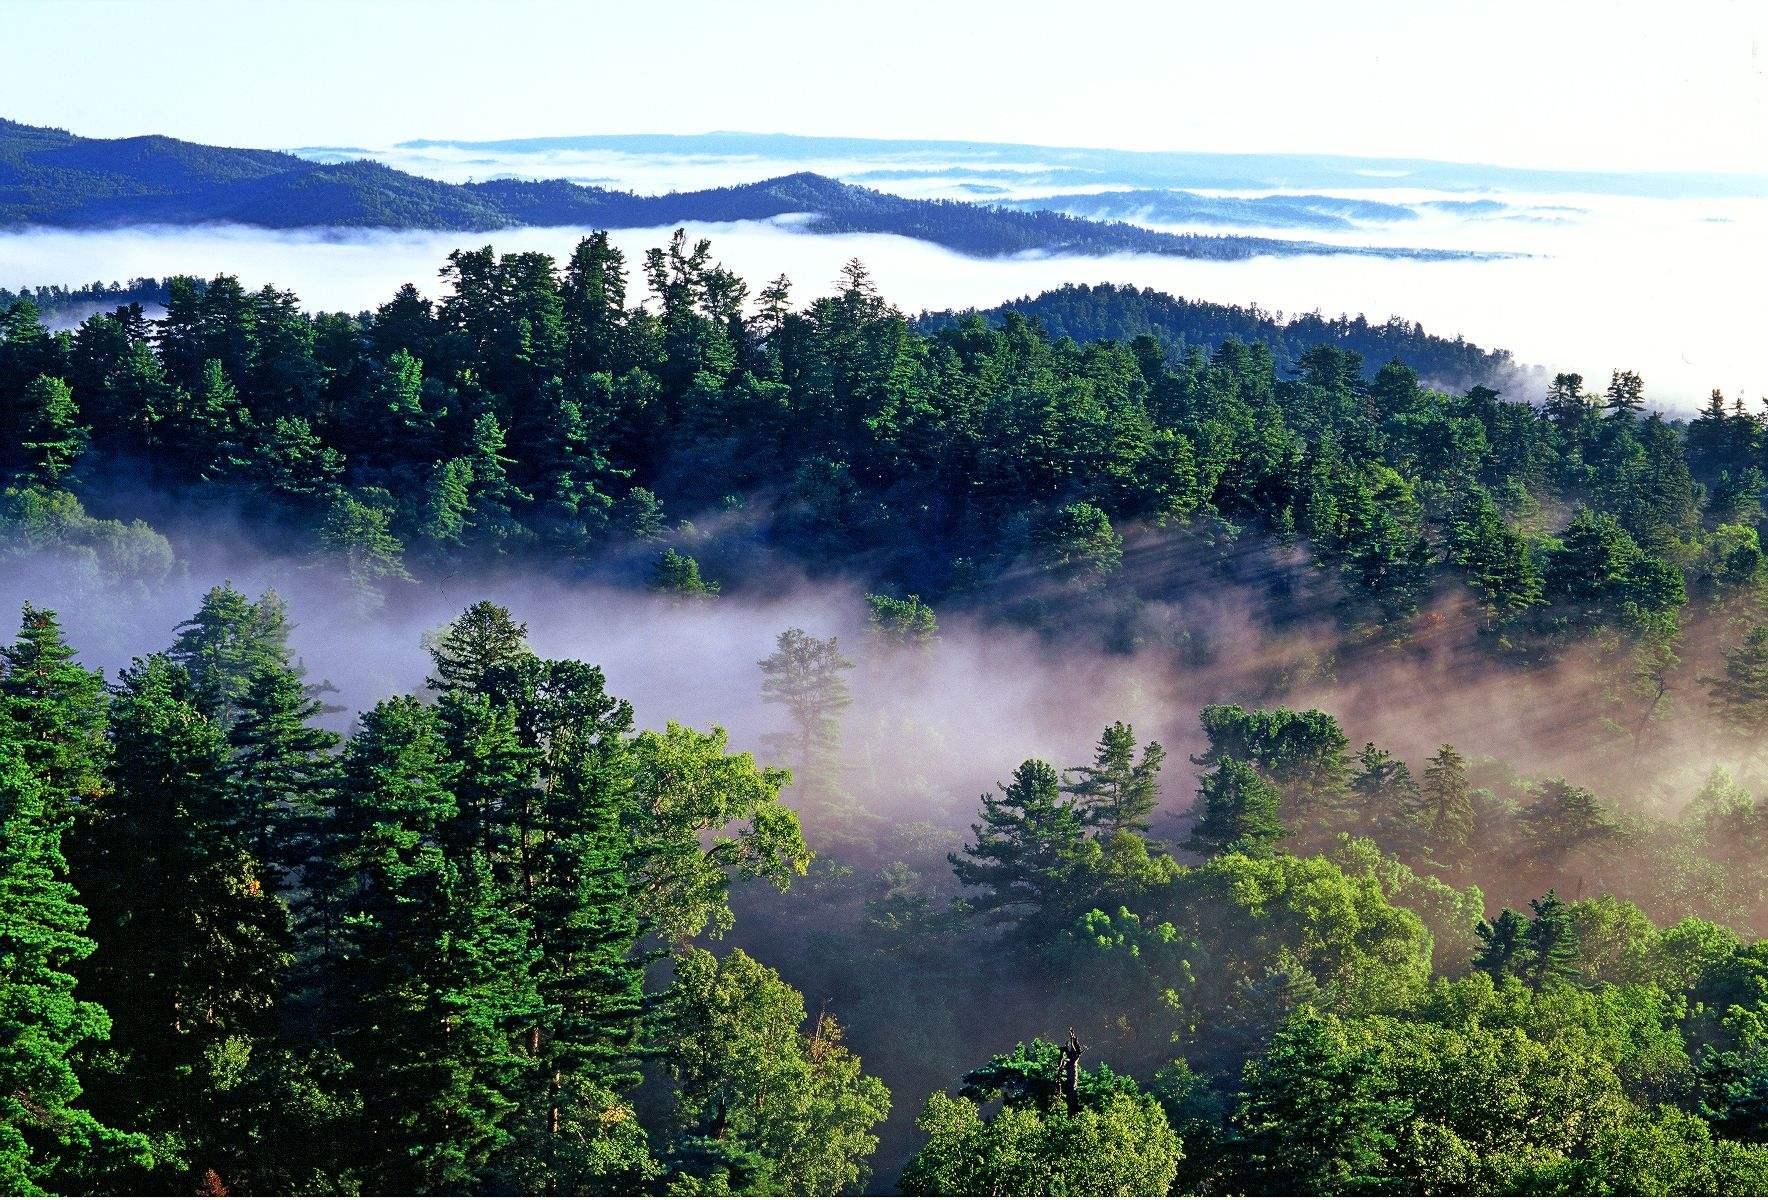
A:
73;655;291;1192
426;601;531;694
229;662;337;877
951;759;1090;934
1706;625;1768;746
758;627;852;814
12;375;88;489
499;740;648;1194
0;605;107;818
1185;758;1287;857
1063;720;1166;837
563;232;630;377
334;696;540;1194
1348;742;1420;843
0;735;149;1195
1603;369;1646;419
1415;744;1474;860
316;490;413;609
1473;907;1530;980
1522;889;1580;988
650;547;720;600
167;585;298;729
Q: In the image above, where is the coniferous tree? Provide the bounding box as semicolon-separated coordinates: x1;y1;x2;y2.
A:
0;734;149;1195
333;696;540;1194
1063;721;1166;837
1473;907;1529;980
426;601;531;695
758;627;852;815
1348;742;1420;843
167;585;298;729
12;375;87;489
650;547;720;600
1185;758;1287;857
1522;889;1580;987
0;605;107;818
73;655;291;1192
229;662;337;877
951;759;1090;935
1415;744;1475;861
1706;625;1768;747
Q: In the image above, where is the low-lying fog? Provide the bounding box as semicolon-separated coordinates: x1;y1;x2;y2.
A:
1;527;1747;840
5;196;1762;407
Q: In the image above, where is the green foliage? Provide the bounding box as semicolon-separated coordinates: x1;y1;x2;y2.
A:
650;547;719;599
1063;721;1165;837
0;733;148;1194
1185;757;1287;856
661;948;890;1195
900;1089;1179;1196
865;592;937;648
758;627;851;817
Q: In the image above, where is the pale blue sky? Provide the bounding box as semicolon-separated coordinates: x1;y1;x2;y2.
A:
2;0;1764;173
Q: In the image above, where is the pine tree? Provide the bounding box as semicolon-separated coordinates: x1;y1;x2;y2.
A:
334;696;540;1194
1706;626;1768;746
436;690;534;869
463;412;529;550
72;655;291;1192
1184;758;1287;857
758;628;852;815
1603;369;1646;419
1348;742;1419;842
229;663;337;878
0;734;149;1195
1063;721;1166;837
499;740;647;1194
1473;907;1529;980
1522;889;1579;987
426;601;531;695
950;759;1090;935
167;585;298;729
1415;744;1474;859
563;232;630;377
0;605;108;819
650;547;720;599
12;375;88;489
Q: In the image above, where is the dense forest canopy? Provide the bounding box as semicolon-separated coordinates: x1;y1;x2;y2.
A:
6;228;1768;1194
917;281;1539;396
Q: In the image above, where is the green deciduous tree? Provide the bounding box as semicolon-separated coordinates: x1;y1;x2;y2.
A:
661;948;890;1196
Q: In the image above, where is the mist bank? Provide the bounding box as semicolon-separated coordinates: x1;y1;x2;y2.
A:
1;521;1754;842
0;217;1758;405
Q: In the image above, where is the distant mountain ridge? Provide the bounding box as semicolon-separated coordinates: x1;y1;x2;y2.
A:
0;119;1491;261
372;129;1768;199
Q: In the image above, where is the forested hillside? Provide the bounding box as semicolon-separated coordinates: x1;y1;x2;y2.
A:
919;282;1540;394
6;228;1768;1194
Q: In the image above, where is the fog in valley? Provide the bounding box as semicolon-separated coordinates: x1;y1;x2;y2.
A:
5;189;1764;408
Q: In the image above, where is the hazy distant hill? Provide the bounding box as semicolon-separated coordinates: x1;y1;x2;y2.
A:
0;119;1488;261
919;282;1544;395
380;129;1768;199
996;189;1419;231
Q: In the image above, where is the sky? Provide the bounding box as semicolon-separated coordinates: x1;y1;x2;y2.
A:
3;0;1765;173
